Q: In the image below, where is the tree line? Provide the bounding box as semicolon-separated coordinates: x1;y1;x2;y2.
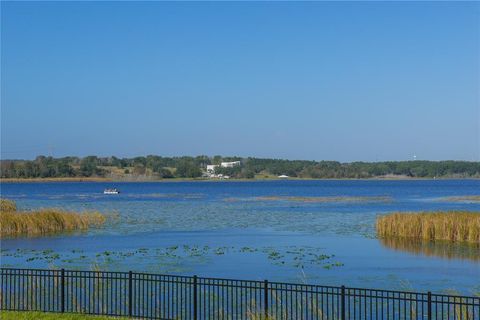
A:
1;155;479;179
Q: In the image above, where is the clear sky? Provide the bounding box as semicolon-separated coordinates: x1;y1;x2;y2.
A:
1;1;479;162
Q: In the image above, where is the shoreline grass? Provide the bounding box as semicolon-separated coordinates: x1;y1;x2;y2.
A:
376;211;480;244
0;199;106;238
0;311;122;319
0;198;17;211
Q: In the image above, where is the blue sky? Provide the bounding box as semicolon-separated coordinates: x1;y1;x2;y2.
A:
1;2;479;161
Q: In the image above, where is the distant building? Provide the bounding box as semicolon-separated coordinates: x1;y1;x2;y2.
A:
205;161;240;179
206;165;218;173
220;161;241;168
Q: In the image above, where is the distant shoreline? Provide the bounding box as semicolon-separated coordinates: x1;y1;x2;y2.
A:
1;176;478;183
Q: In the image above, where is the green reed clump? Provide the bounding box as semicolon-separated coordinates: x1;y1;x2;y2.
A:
376;211;480;244
0;199;106;238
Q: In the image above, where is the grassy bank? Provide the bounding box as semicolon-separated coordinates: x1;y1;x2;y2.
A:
0;311;121;319
0;199;106;238
0;311;273;320
376;211;480;243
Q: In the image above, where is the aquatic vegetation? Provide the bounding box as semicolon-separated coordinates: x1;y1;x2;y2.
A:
254;195;392;203
0;199;106;238
376;211;480;243
3;244;342;278
260;246;340;269
124;192;205;200
0;199;17;212
441;195;480;203
214;247;228;255
267;251;283;260
322;262;344;270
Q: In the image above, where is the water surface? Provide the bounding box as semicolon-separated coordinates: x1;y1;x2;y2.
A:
1;180;479;294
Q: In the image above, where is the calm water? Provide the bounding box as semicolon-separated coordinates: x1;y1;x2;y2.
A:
1;180;479;294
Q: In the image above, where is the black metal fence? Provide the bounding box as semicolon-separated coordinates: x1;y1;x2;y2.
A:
1;268;479;319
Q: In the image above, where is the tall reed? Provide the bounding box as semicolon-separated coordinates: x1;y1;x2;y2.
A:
0;199;106;238
376;211;480;243
0;199;16;212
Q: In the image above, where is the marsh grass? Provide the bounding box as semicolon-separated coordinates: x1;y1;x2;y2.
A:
0;199;17;211
376;211;480;243
442;195;480;202
0;199;106;238
254;195;392;203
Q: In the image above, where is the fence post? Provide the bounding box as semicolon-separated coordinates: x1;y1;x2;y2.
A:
427;291;432;320
341;286;346;320
128;271;133;317
264;280;269;319
61;269;65;313
193;275;198;320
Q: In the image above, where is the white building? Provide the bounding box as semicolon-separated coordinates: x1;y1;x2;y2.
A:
205;161;240;179
206;165;218;173
220;161;241;168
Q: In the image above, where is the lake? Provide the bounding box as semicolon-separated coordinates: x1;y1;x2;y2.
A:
1;180;479;295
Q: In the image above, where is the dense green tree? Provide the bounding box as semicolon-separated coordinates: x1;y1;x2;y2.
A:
158;168;174;179
79;156;104;177
175;159;202;178
1;155;479;179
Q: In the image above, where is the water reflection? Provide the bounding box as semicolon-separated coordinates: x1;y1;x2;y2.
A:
379;237;480;261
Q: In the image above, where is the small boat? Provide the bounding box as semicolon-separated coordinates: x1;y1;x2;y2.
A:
104;188;120;195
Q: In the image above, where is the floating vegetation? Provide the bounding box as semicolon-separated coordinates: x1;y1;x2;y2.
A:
125;193;205;200
0;199;106;238
323;262;344;269
214;247;229;255
260;246;339;269
253;195;392;203
441;195;480;203
2;244;343;273
376;211;480;244
379;237;480;261
267;251;283;260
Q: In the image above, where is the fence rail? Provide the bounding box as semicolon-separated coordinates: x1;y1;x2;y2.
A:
1;268;478;319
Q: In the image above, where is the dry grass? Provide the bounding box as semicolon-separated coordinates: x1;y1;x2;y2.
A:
0;199;17;212
0;199;106;238
376;211;480;243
